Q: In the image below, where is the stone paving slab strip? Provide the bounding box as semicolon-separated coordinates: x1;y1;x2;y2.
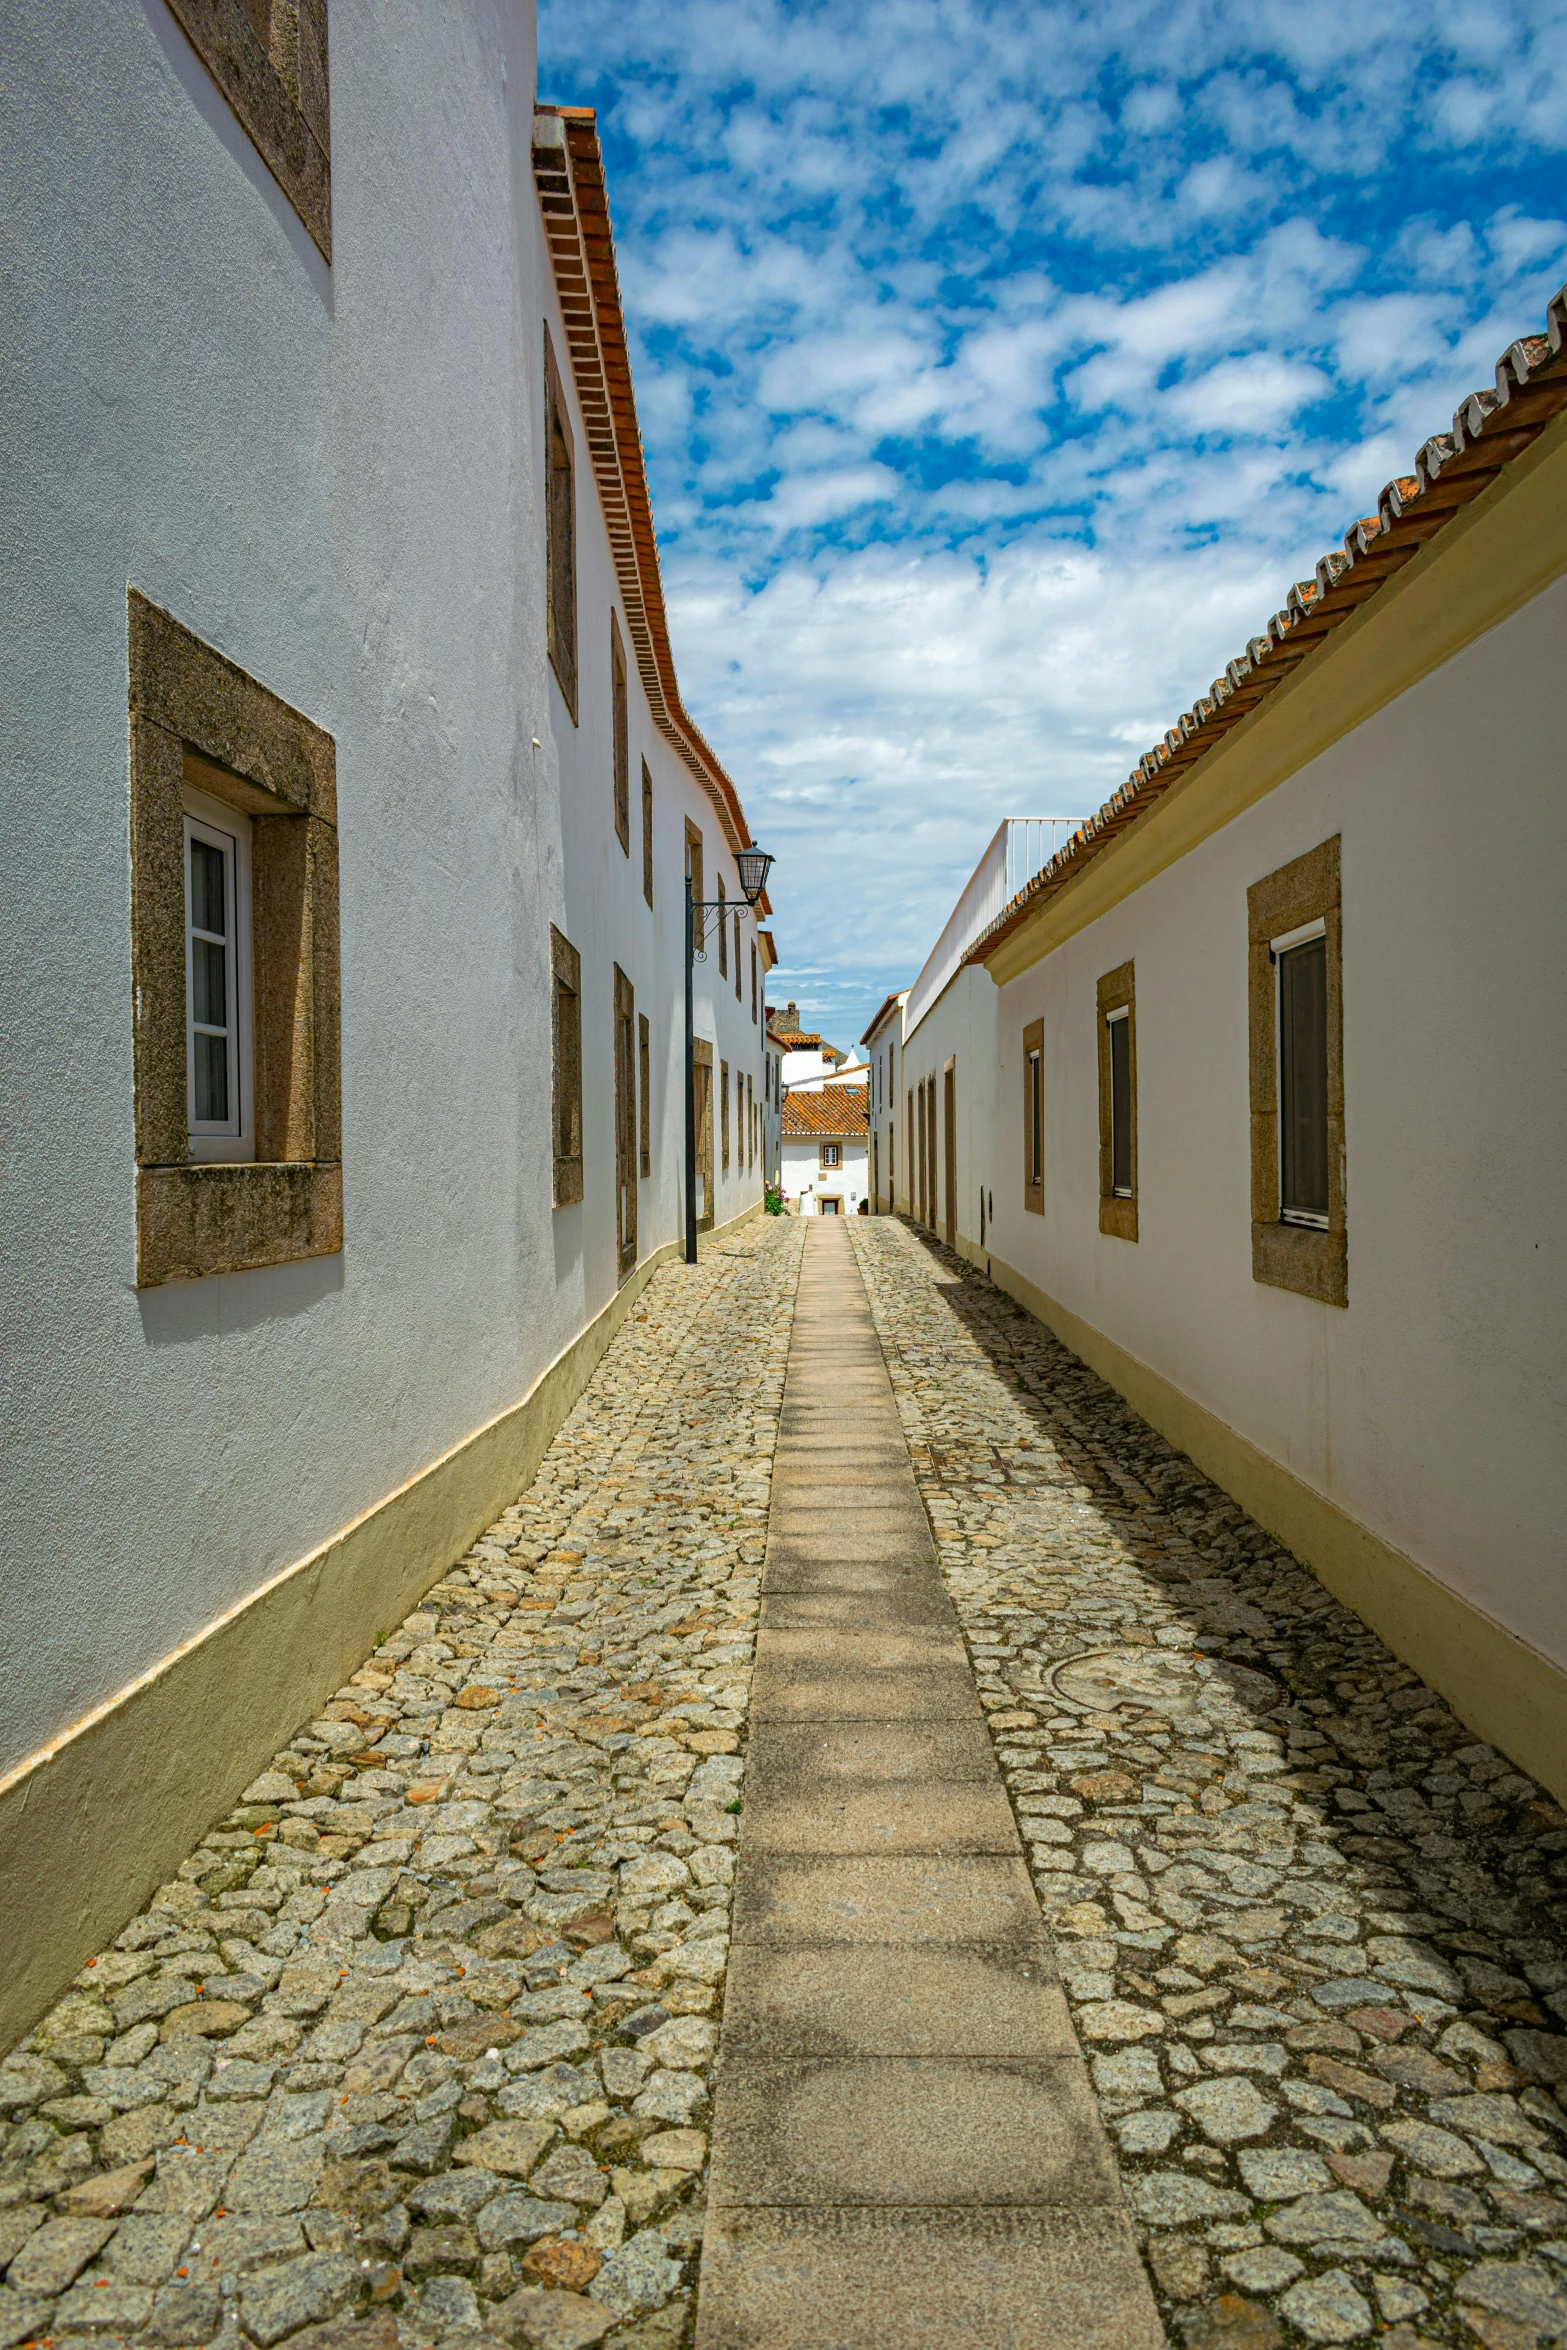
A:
697;1219;1163;2349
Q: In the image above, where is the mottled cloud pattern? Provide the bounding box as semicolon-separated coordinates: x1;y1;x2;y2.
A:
538;0;1567;1043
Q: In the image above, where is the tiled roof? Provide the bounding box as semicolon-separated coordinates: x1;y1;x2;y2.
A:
967;282;1567;968
532;108;766;892
782;1087;869;1137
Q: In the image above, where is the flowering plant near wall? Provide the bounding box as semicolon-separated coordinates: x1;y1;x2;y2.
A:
764;1182;786;1216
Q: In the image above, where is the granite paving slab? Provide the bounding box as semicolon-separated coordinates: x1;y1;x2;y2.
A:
696;1218;1162;2349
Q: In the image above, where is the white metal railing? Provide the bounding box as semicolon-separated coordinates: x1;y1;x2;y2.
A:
904;818;1079;1038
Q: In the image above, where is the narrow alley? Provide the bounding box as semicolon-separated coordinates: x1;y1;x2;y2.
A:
3;1220;1566;2350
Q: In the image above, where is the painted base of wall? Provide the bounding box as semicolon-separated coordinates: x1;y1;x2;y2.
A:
0;1202;762;2052
942;1224;1567;1815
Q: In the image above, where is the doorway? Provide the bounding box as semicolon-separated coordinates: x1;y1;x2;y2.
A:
693;1038;714;1232
943;1061;956;1249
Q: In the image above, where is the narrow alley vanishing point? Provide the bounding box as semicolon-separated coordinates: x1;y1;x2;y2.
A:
3;1221;1566;2350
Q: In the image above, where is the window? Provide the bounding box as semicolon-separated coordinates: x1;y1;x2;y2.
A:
128;591;341;1288
718;878;728;978
685;821;703;934
1277;923;1329;1223
641;761;653;908
614;965;637;1276
734;910;742;999
165;0;330;259
750;941;757;1022
551;924;583;1205
1095;962;1137;1241
747;1072;754;1167
1107;1012;1132;1195
184;788;252;1160
544;326;577;720
1022;1016;1043;1215
611;615;629;853
638;1011;650;1179
721;1059;731;1171
1248;837;1345;1304
821;1141;841;1169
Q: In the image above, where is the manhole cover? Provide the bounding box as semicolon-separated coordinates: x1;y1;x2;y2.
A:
1044;1646;1277;1715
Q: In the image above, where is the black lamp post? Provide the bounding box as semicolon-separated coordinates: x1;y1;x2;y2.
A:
685;847;774;1265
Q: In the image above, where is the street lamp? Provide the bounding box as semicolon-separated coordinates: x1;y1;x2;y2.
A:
685;847;775;1265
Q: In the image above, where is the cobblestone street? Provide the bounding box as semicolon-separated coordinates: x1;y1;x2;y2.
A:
0;1219;802;2350
851;1218;1567;2350
5;1212;1567;2350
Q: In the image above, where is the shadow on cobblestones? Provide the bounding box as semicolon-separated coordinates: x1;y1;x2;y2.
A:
0;1219;803;2350
852;1216;1567;2350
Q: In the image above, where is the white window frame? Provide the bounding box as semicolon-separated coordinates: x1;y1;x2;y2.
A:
183;783;254;1164
1271;916;1328;1228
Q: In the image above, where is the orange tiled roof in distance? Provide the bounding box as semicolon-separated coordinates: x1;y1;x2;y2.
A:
966;281;1567;968
781;1087;869;1137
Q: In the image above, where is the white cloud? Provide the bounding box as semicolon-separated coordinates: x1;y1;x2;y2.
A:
543;0;1567;1040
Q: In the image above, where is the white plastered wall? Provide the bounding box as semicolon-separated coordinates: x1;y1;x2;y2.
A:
986;576;1567;1679
0;0;764;1789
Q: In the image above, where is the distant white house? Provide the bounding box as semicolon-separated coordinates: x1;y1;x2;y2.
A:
780;1085;869;1215
766;1001;846;1090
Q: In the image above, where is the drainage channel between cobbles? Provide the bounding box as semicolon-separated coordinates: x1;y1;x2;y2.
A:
849;1216;1567;2350
0;1215;805;2350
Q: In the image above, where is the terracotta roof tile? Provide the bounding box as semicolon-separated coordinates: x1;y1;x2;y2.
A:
532;108;767;892
781;1087;869;1137
966;280;1567;968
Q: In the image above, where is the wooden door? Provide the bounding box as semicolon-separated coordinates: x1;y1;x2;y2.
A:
916;1083;926;1223
943;1063;956;1249
694;1039;714;1232
614;966;637;1277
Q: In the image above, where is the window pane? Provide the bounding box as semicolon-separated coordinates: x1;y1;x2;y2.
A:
1280;937;1329;1217
1109;1016;1131;1195
194;1030;229;1122
192;936;227;1028
1028;1051;1041;1183
191;837;226;935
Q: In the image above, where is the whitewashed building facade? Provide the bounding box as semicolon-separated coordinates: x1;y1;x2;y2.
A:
894;295;1567;1812
0;2;771;2043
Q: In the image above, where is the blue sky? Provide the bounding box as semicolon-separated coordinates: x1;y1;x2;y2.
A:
537;0;1567;1053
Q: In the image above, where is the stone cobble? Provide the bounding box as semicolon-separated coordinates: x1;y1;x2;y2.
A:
0;1218;804;2350
850;1217;1567;2350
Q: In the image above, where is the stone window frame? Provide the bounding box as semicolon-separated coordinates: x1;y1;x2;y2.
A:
165;0;331;261
1096;960;1138;1242
544;325;577;722
550;923;583;1206
1022;1015;1044;1217
734;909;742;1001
1248;836;1347;1306
820;1140;841;1170
129;589;341;1288
611;613;629;855
717;877;728;979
